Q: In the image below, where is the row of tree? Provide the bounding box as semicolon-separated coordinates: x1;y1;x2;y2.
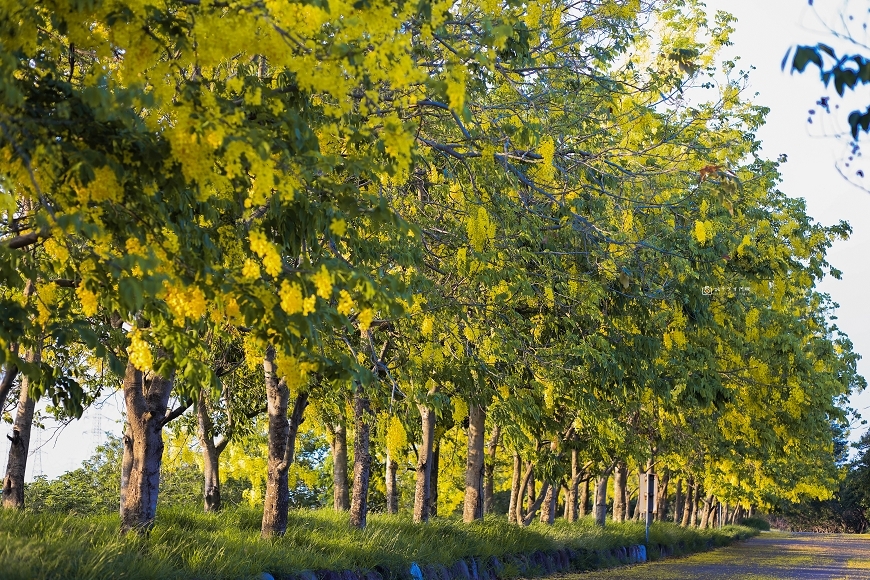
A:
0;0;863;538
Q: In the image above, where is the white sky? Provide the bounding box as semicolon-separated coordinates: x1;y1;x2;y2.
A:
5;0;870;482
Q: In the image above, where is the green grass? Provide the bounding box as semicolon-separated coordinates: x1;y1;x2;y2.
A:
0;507;757;580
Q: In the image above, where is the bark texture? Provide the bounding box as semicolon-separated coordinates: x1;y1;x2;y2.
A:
539;481;557;524
483;424;500;514
413;401;436;523
673;478;684;525
462;403;485;522
120;362;174;534
385;452;399;514
197;391;223;513
612;461;627;523
594;473;610;527
261;349;290;538
431;442;440;517
331;421;350;511
681;477;695;527
349;386;372;528
655;469;670;521
579;477;589;517
2;348;38;509
508;452;521;524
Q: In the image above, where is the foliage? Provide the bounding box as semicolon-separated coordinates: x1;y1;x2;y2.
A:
738;517;770;532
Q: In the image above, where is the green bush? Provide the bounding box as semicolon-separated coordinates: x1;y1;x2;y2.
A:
739;516;770;531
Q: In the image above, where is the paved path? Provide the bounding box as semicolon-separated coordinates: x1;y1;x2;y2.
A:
569;532;870;579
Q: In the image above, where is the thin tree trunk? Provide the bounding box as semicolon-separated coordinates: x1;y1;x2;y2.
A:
682;477;695;527
594;473;609;527
689;483;701;527
484;425;500;515
699;494;714;529
0;360;18;414
120;362;174;533
673;479;683;525
349;386;372;528
655;469;670;521
431;441;440;517
261;348;291;538
2;347;38;509
540;481;558;524
514;460;535;525
332;421;350;511
197;389;221;513
463;403;486;522
566;449;580;522
386;451;398;514
413;400;436;523
612;461;626;523
508;452;521;524
579;477;589;517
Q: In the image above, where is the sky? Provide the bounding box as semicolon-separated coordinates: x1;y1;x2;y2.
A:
5;0;870;482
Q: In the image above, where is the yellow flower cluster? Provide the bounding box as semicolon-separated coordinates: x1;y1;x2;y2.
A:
77;285;99;317
421;315;434;338
127;330;153;371
164;284;207;325
249;231;282;277
385;415;407;457
337;290;355;316
694;220;714;245
312;265;333;299
357;308;375;333
466;206;496;252
280;281;304;315
75;165;122;205
538;136;556;184
242;259;261;280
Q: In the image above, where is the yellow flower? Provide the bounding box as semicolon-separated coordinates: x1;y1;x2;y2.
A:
357;308;375;333
279;281;304;315
421;315;434;338
329;218;347;237
302;295;316;316
127;330;153;371
337;290;354;316
242;259;261;280
77;285;99;317
312;265;333;299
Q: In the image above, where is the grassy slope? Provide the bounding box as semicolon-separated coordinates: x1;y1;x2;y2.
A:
0;507;756;580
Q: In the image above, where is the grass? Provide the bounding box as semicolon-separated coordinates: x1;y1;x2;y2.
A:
0;506;757;580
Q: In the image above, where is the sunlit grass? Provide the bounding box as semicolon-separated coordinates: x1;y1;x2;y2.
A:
0;506;756;580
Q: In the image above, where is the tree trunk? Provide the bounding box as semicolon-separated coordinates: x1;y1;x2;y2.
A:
2;347;38;509
463;403;486;522
413;401;436;523
484;424;500;515
197;389;221;513
579;476;589;517
689;483;701;527
682;477;695;527
655;469;670;521
699;494;714;529
594;473;609;527
386;451;399;514
120;362;174;534
612;461;626;523
540;481;558;524
349;386;372;528
565;449;580;522
431;441;440;517
0;360;18;415
673;479;683;525
508;452;521;524
331;421;350;511
261;348;290;538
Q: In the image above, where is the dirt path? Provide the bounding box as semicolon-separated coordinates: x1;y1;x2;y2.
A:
568;532;870;579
